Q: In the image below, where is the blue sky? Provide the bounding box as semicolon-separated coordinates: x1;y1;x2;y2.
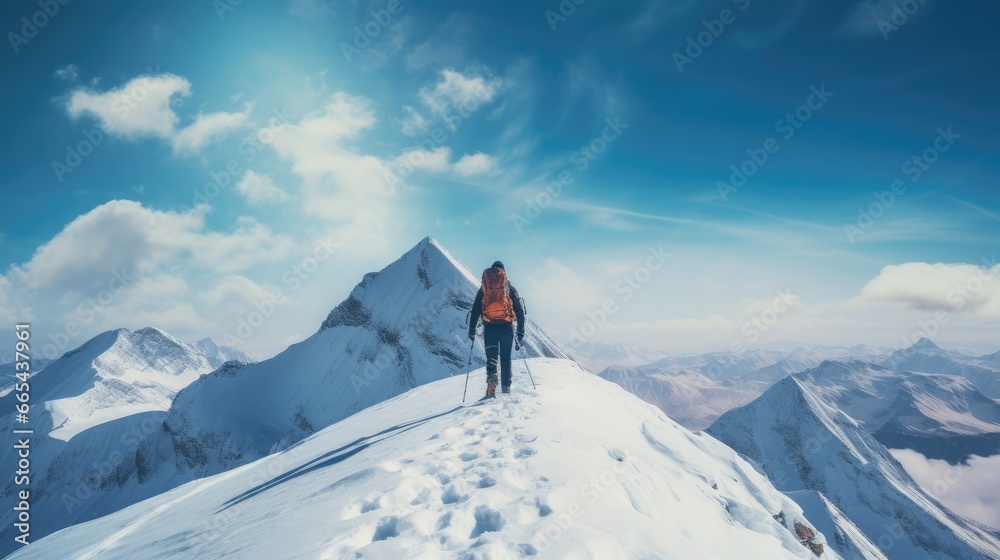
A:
2;0;998;359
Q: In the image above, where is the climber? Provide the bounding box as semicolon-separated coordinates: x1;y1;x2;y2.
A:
468;261;525;398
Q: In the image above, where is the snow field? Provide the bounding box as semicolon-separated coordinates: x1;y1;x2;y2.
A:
9;359;835;559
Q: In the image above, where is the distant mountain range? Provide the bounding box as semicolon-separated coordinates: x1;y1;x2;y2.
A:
709;373;1000;559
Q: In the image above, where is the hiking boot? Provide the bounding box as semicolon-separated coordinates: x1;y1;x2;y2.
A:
486;375;498;398
501;385;511;394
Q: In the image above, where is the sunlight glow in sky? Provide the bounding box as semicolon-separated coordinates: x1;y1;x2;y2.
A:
1;0;998;359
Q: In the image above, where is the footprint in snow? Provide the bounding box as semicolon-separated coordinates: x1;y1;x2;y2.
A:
371;516;399;542
477;474;497;488
441;485;463;505
459;451;478;462
470;505;505;538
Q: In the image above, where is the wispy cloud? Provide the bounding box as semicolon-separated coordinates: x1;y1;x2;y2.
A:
53;64;79;81
418;68;505;125
399;106;430;136
235;171;291;205
946;195;1000;221
392;147;499;178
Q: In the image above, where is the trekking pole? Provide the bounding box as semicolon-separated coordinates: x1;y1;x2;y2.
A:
521;342;537;389
462;338;474;403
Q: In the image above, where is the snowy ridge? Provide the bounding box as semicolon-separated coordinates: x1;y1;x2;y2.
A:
0;328;245;555
10;360;841;560
785;491;889;560
709;376;1000;559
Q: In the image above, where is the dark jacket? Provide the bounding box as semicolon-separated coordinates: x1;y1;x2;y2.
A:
469;284;526;339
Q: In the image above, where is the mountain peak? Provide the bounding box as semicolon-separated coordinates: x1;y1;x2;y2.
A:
321;236;479;332
907;337;941;352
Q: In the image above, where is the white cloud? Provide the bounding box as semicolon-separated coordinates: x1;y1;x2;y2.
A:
891;449;1000;530
400;106;430;136
859;261;1000;315
453;152;498;177
172;110;251;152
235;170;290;205
266;92;400;250
53;64;79;81
392;148;499;178
197;274;276;325
396;147;453;173
418;69;504;124
66;73;248;152
6;200;293;295
0;201;302;359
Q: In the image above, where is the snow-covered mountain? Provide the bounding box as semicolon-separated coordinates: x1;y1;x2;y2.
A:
883;339;1000;399
598;345;893;431
793;361;1000;463
187;336;251;365
10;359;842;560
708;375;1000;559
65;237;566;534
981;350;1000;368
0;328;246;555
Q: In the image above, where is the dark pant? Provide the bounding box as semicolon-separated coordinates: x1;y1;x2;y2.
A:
483;322;514;387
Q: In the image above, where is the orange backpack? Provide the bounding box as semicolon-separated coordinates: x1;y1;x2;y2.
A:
481;267;516;323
